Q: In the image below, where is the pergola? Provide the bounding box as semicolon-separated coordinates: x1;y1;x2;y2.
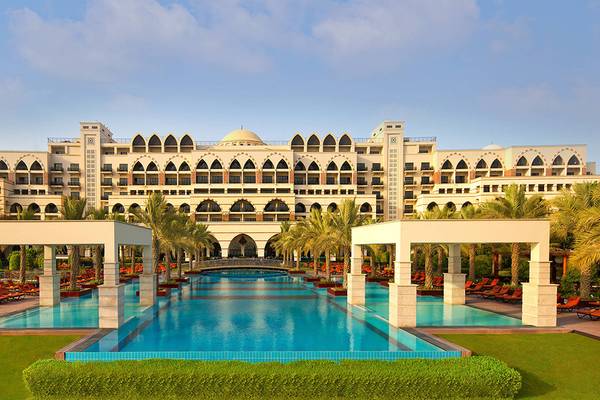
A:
348;219;556;327
0;220;155;328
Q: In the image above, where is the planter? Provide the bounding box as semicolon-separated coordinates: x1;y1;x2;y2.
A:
314;281;337;288
175;277;189;283
119;277;133;284
417;288;443;297
80;283;99;289
288;270;305;275
159;282;180;289
304;277;321;283
61;288;93;297
367;276;390;283
184;270;203;275
327;287;347;296
378;281;389;287
136;289;170;297
123;274;139;279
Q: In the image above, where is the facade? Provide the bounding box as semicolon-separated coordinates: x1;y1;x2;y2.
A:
0;120;597;257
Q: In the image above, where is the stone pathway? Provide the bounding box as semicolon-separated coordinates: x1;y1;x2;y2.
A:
0;298;38;318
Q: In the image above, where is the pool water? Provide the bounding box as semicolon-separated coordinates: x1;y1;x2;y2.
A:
0;269;520;361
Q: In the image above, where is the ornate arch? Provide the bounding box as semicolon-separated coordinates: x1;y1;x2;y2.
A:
130;155;160;171
439;152;470;169
514;148;547;167
14;154;45;171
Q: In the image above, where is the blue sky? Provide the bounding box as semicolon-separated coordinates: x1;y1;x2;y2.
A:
0;0;599;162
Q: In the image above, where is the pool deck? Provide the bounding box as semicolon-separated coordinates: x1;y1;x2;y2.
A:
0;298;39;318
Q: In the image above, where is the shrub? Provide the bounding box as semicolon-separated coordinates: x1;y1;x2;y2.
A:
24;357;521;400
559;268;580;298
8;251;20;271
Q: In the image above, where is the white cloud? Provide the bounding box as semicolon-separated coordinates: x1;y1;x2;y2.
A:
312;0;479;68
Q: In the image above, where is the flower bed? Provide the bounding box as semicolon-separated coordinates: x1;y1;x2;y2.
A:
23;357;521;399
60;288;92;297
327;287;347;296
288;269;305;275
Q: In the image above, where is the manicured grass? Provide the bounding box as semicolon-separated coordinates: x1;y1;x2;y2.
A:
439;333;600;399
0;335;80;400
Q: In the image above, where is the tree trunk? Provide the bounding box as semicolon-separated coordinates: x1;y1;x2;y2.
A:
94;245;102;282
69;245;80;291
491;246;499;276
424;246;433;289
188;251;193;272
19;245;27;284
296;248;301;270
437;248;443;275
130;246;135;274
165;250;173;282
468;244;476;281
176;248;183;279
120;246;126;274
342;248;349;288
511;242;520;286
313;251;318;276
325;250;331;279
579;267;591;299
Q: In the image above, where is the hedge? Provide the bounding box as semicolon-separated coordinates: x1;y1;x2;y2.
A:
23;356;521;399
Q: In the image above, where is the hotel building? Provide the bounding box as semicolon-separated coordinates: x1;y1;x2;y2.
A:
0;120;597;257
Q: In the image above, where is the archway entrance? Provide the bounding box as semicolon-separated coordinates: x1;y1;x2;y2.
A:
264;235;281;259
208;236;222;258
228;234;257;258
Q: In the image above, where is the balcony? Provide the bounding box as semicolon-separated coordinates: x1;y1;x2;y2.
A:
421;165;434;171
421;179;433;185
68;180;80;187
101;165;112;172
101;194;109;201
133;178;145;185
165;178;178;185
294;178;306;185
118;179;128;186
50;166;63;172
50;179;64;187
179;178;191;185
403;179;415;186
263;176;274;184
404;165;416;172
147;178;159;185
372;165;383;172
307;178;319;185
326;178;337;185
372;179;384;186
210;176;223;184
31;177;44;185
276;176;289;184
68;166;80;172
230;176;241;184
357;165;368;172
340;177;351;185
196;176;209;184
357;179;367;186
118;165;128;172
243;177;256;184
101;180;112;187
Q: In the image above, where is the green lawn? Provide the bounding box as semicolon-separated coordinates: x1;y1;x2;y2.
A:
0;335;80;400
440;333;600;400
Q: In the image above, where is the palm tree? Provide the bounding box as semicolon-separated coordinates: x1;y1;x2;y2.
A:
479;184;548;286
88;208;108;282
272;221;292;266
16;208;36;283
190;222;213;270
416;205;455;289
60;196;88;290
571;207;600;298
303;208;329;276
331;199;369;287
459;204;480;281
133;193;174;277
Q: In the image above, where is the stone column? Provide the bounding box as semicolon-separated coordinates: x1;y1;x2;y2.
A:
389;241;417;327
444;243;465;304
39;245;60;306
257;247;265;258
522;242;557;327
347;244;365;305
98;241;125;328
139;245;157;306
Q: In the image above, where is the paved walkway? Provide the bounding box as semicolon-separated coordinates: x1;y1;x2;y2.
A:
0;298;38;318
466;295;600;338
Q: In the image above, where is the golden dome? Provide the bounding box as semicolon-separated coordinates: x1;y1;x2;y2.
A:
219;128;264;146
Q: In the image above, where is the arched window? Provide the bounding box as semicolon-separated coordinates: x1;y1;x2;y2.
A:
28;203;41;213
164;135;177;152
327;203;338;212
10;203;22;213
441;160;453;170
291;134;305;150
30;161;42;170
243;160;255;169
462;201;473;209
491;159;502;169
532;156;544;166
128;203;141;213
133;161;144;172
323;134;336;151
179;203;190;213
148;134;162;152
310;203;321;211
146;162;158;171
340;161;352;171
15;160;27;170
166;203;175;212
45;203;59;213
339;134;352;151
276;160;288;169
196;159;208;169
180;135;193;152
165;162;177;172
445;202;456;212
210;160;222;169
132;135;146;152
552;156;564;166
179;162;190;171
265;199;289;212
230;159;241;169
112;203;125;214
308;161;319;171
568;155;580;165
196;200;221;213
295;203;306;213
517;156;528;166
475;159;487;169
360;202;372;213
456;160;468;170
327;161;338;171
294;161;306;171
307;134;320;151
262;159;274;169
230;199;255;212
0;160;7;170
427;202;438;211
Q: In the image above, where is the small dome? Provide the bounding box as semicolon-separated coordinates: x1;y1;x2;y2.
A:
482;143;502;150
219;128;264;146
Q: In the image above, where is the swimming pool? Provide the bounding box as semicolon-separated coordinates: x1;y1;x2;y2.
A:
0;269;520;361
